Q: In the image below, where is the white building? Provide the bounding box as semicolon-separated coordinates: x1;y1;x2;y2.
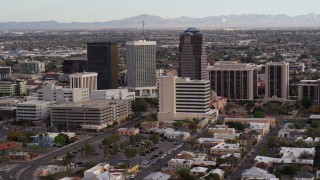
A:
143;172;171;180
280;147;315;159
19;60;45;74
16;100;54;121
37;82;89;103
83;163;110;180
168;158;193;170
164;131;190;140
126;40;157;98
69;72;97;93
158;76;217;121
241;167;277;180
90;89;135;100
210;143;241;155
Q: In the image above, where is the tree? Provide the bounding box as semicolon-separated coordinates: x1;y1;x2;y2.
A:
129;135;137;145
173;121;183;130
205;173;220;180
119;142;125;150
131;99;148;116
54;134;67;147
253;111;265;118
151;134;159;144
225;121;250;131
64;152;75;165
301;97;312;108
314;143;320;168
102;137;113;147
82;143;95;155
145;140;153;149
159;150;163;156
124;147;138;159
177;168;191;178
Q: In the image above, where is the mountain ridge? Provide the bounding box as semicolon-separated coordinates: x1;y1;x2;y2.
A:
1;14;320;29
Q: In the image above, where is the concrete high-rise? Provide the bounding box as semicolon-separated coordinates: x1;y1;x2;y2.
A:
69;72;97;93
87;42;119;89
208;61;259;100
126;40;157;97
265;61;289;99
179;27;208;80
158;76;217;121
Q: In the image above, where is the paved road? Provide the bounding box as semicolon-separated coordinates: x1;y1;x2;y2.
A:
7;118;140;180
228;127;280;180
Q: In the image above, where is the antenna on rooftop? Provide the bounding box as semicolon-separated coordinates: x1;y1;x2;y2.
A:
142;21;145;40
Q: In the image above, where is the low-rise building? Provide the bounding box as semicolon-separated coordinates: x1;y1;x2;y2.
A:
90;89;135;100
8;152;31;161
51;100;130;131
241;167;277;180
168;158;193;170
293;171;314;180
117;128;139;136
140;121;159;130
254;156;314;165
16;100;54;121
32;132;76;147
197;138;225;146
208;127;235;134
0;80;27;97
83;163;110;180
143;172;171;180
210;143;241;155
280;147;315;159
164;131;190;140
224;117;276;127
190;167;208;177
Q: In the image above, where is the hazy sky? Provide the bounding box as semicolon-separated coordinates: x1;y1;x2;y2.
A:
2;0;320;22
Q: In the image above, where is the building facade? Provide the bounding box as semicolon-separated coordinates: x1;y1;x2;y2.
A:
0;66;12;80
90;88;135;100
19;60;45;74
87;42;119;89
51;100;130;131
69;72;97;93
208;61;259;100
298;80;320;104
62;57;88;74
0;80;27;97
265;61;289;99
126;40;157;97
37;82;89;103
179;27;208;80
16;100;54;121
158;76;217;121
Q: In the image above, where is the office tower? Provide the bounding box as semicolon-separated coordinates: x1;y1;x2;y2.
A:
298;80;320;104
19;60;45;74
62;57;88;74
179;27;208;80
126;40;156;97
158;76;217;121
265;61;289;99
0;67;11;80
208;61;259;100
87;42;119;89
69;72;97;93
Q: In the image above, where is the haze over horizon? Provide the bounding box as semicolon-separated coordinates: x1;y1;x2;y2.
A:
2;0;320;22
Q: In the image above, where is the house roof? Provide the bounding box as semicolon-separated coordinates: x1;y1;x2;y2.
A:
242;167;276;179
143;172;171;180
294;171;314;178
0;141;21;151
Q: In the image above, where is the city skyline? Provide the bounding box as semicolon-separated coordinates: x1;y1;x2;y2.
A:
1;0;320;22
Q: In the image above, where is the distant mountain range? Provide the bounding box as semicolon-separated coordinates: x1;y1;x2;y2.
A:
1;14;320;29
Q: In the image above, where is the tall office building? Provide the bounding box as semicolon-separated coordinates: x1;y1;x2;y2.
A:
69;72;97;93
126;40;156;97
265;61;289;99
158;76;217;121
179;27;208;80
298;80;320;104
62;57;88;74
208;61;259;100
87;42;119;89
0;67;11;80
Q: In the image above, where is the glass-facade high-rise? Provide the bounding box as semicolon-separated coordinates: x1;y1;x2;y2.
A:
87;42;119;89
179;27;208;80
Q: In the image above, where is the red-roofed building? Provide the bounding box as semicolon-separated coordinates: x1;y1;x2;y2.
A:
0;142;21;155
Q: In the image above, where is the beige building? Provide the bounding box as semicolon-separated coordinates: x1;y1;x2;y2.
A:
210;143;241;155
117;128;139;136
208;127;235;134
0;80;27;97
265;61;289;99
37;82;89;103
69;72;97;93
208;61;259;100
168;158;193;170
17;100;54;121
224;117;276;127
158;76;217;121
51;99;130;131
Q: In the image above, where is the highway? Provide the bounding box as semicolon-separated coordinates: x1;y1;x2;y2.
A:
6;118;140;180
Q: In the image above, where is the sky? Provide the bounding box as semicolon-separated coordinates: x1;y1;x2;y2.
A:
1;0;320;22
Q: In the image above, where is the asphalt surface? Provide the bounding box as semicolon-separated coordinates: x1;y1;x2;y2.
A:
5;118;140;180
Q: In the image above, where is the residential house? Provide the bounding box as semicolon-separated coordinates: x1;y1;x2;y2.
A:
293;171;314;180
0;141;21;155
168;159;193;170
241;167;278;180
143;172;171;180
210;143;241;155
164;131;190;140
190;167;208;177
